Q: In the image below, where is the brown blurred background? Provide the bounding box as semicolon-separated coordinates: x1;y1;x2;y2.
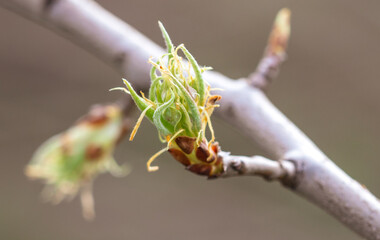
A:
1;0;380;239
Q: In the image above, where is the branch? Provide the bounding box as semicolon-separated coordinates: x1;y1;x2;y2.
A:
2;0;380;239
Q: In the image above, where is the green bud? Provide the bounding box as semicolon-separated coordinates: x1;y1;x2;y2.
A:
25;104;128;220
112;22;223;176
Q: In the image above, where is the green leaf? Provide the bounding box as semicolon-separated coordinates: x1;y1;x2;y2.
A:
153;90;175;136
179;45;206;106
122;79;155;121
158;21;174;62
168;73;202;133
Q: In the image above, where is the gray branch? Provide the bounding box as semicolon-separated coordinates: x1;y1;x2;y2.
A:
2;0;380;239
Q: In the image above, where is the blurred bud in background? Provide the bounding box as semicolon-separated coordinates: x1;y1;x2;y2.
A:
25;104;130;220
249;8;291;90
267;8;291;57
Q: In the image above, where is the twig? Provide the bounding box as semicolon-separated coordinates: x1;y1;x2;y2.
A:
247;8;290;90
2;0;380;239
221;152;296;183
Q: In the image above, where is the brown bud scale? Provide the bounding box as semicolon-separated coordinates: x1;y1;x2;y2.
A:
81;105;109;127
187;164;212;176
175;136;195;154
169;137;224;177
208;95;222;105
85;144;103;161
168;148;191;166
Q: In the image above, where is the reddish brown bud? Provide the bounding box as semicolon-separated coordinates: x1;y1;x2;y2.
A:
168;148;191;166
187;164;212;176
175;136;196;154
196;141;213;163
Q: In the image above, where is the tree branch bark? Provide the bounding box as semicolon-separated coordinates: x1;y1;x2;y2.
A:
2;0;380;239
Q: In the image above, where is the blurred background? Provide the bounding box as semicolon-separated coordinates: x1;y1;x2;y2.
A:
1;0;380;239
